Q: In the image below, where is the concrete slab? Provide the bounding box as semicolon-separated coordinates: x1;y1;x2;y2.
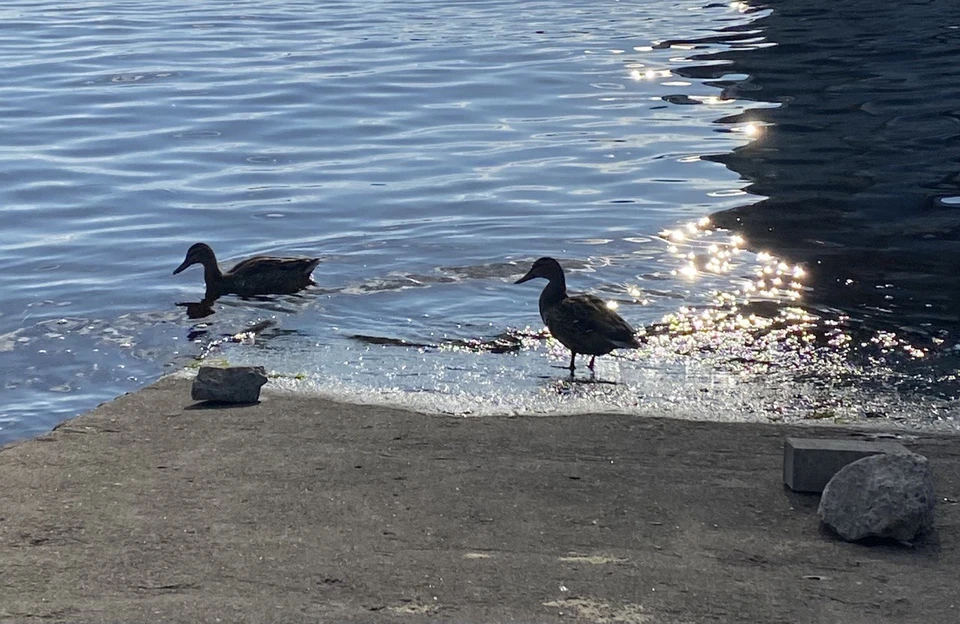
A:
783;437;908;493
1;377;958;623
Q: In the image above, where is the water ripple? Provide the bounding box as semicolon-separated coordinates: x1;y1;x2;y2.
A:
3;0;955;442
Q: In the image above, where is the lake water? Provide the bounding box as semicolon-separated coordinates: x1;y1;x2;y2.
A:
3;0;960;444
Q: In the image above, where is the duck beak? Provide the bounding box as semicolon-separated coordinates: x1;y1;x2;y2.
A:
514;269;536;284
172;259;191;275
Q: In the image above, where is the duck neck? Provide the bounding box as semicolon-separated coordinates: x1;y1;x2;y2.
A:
201;258;223;288
538;275;567;320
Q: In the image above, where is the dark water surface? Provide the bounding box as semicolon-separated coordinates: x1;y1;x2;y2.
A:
2;0;959;443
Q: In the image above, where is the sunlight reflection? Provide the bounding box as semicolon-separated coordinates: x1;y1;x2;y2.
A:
661;228;686;243
655;217;814;327
630;218;943;407
691;95;729;105
628;68;674;81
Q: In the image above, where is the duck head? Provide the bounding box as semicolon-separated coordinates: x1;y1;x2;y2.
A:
173;242;217;275
515;257;565;284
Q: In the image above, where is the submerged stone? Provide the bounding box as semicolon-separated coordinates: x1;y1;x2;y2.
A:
818;451;935;542
191;366;268;404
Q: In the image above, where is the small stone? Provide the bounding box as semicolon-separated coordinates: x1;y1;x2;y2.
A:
191;366;268;404
818;451;935;542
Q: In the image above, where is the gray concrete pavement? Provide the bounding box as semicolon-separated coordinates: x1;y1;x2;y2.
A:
2;376;959;623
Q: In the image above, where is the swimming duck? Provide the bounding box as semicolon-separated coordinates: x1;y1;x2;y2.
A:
515;257;641;372
173;242;320;298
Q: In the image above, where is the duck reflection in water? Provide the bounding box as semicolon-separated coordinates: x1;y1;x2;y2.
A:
515;257;641;375
176;296;218;320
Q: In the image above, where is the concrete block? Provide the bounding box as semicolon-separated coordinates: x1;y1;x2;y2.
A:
783;437;907;493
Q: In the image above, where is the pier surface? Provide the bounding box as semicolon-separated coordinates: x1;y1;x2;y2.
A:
2;376;958;623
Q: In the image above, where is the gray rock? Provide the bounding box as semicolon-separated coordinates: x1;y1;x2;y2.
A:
818;451;935;542
191;366;268;404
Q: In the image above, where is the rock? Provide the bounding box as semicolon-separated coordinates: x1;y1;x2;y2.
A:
818;451;935;542
191;366;268;404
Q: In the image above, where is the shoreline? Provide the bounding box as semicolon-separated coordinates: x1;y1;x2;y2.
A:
2;376;958;623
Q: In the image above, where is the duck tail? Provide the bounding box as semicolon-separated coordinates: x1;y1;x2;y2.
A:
612;334;644;349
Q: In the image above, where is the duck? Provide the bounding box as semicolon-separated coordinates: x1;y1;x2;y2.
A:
515;257;641;372
173;242;320;298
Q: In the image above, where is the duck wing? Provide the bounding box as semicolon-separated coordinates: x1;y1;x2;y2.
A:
225;255;320;295
544;294;640;352
230;255;319;276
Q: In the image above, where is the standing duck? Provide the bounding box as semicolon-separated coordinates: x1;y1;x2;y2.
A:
173;242;320;298
515;257;641;372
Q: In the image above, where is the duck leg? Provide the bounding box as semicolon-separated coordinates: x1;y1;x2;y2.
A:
568;352;577;372
587;356;596;371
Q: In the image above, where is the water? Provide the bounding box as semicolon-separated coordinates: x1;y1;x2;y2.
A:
2;0;960;444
